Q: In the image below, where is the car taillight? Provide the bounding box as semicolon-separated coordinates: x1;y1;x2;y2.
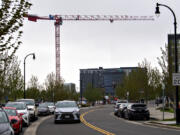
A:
19;113;24;116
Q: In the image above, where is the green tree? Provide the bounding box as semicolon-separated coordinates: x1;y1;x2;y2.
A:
83;83;103;103
116;59;162;102
26;75;41;100
157;45;175;100
0;0;31;101
7;56;24;100
138;59;162;100
0;55;24;101
116;67;148;102
0;0;31;60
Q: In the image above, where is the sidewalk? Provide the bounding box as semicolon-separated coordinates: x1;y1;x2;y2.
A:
148;105;174;120
147;104;178;128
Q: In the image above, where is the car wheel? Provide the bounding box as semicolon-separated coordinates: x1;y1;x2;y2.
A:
119;112;122;118
128;114;133;120
20;123;22;132
36;115;38;120
146;116;150;120
33;113;36;120
124;112;128;119
54;120;57;124
26;118;30;127
76;120;81;123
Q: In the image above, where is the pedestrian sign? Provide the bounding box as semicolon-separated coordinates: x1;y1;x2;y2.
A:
173;73;180;86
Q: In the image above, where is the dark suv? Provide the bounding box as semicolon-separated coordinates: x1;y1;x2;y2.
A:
124;103;150;120
0;108;14;135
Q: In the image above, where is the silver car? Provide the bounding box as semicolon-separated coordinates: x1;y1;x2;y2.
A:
16;99;38;121
54;100;80;123
44;102;55;114
0;108;14;135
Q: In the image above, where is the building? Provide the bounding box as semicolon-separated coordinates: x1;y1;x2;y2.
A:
80;67;138;96
64;83;76;92
168;34;180;74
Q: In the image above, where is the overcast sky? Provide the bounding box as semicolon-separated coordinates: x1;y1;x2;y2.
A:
16;0;180;91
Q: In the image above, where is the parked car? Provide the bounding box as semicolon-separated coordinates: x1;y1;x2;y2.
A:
54;100;80;123
5;102;30;126
0;108;14;135
114;100;127;116
16;99;38;121
117;103;129;118
3;107;23;134
44;102;55;114
37;103;50;116
124;103;150;120
114;103;121;116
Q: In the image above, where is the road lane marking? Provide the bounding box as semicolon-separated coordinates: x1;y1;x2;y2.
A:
80;110;115;135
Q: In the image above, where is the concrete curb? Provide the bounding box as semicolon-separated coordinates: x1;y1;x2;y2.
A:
144;121;180;130
24;115;53;135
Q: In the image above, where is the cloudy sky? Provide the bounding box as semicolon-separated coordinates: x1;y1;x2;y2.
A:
16;0;180;91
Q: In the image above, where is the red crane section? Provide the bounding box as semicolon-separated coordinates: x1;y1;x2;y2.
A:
24;14;154;81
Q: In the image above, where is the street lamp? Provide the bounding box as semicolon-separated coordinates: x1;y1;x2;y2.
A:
24;53;35;99
155;3;180;124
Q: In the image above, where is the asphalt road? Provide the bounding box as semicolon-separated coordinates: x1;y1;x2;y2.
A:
37;105;180;135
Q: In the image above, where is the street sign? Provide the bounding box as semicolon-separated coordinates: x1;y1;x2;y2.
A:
172;73;180;86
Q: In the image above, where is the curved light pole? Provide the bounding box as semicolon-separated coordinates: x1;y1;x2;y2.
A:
24;53;36;99
155;3;180;124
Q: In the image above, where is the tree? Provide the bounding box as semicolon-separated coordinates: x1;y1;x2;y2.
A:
0;0;31;101
0;0;31;60
26;75;41;100
44;72;56;101
83;83;103;103
7;56;24;100
157;44;175;100
0;55;24;101
116;59;162;102
138;59;162;100
115;67;148;101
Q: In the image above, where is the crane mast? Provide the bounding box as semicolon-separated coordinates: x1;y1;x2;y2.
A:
24;14;154;81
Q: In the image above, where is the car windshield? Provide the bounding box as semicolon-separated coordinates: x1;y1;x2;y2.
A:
39;103;48;108
4;109;17;116
17;99;34;105
45;102;54;106
0;111;9;123
56;102;77;108
121;103;128;107
6;103;26;110
132;104;146;108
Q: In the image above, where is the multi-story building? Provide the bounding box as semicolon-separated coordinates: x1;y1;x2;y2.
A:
80;67;138;96
64;83;76;92
168;34;180;74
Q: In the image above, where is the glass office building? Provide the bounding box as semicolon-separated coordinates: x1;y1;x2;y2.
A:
80;67;138;96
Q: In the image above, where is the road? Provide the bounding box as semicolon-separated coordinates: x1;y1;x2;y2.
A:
37;105;180;135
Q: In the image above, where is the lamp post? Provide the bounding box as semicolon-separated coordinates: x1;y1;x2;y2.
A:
24;53;35;99
155;3;180;124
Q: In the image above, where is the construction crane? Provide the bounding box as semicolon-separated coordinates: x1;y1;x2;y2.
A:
24;14;154;80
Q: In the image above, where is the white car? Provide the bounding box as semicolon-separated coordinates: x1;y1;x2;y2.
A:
16;99;38;121
54;100;80;123
44;102;55;114
114;100;128;116
5;102;30;126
